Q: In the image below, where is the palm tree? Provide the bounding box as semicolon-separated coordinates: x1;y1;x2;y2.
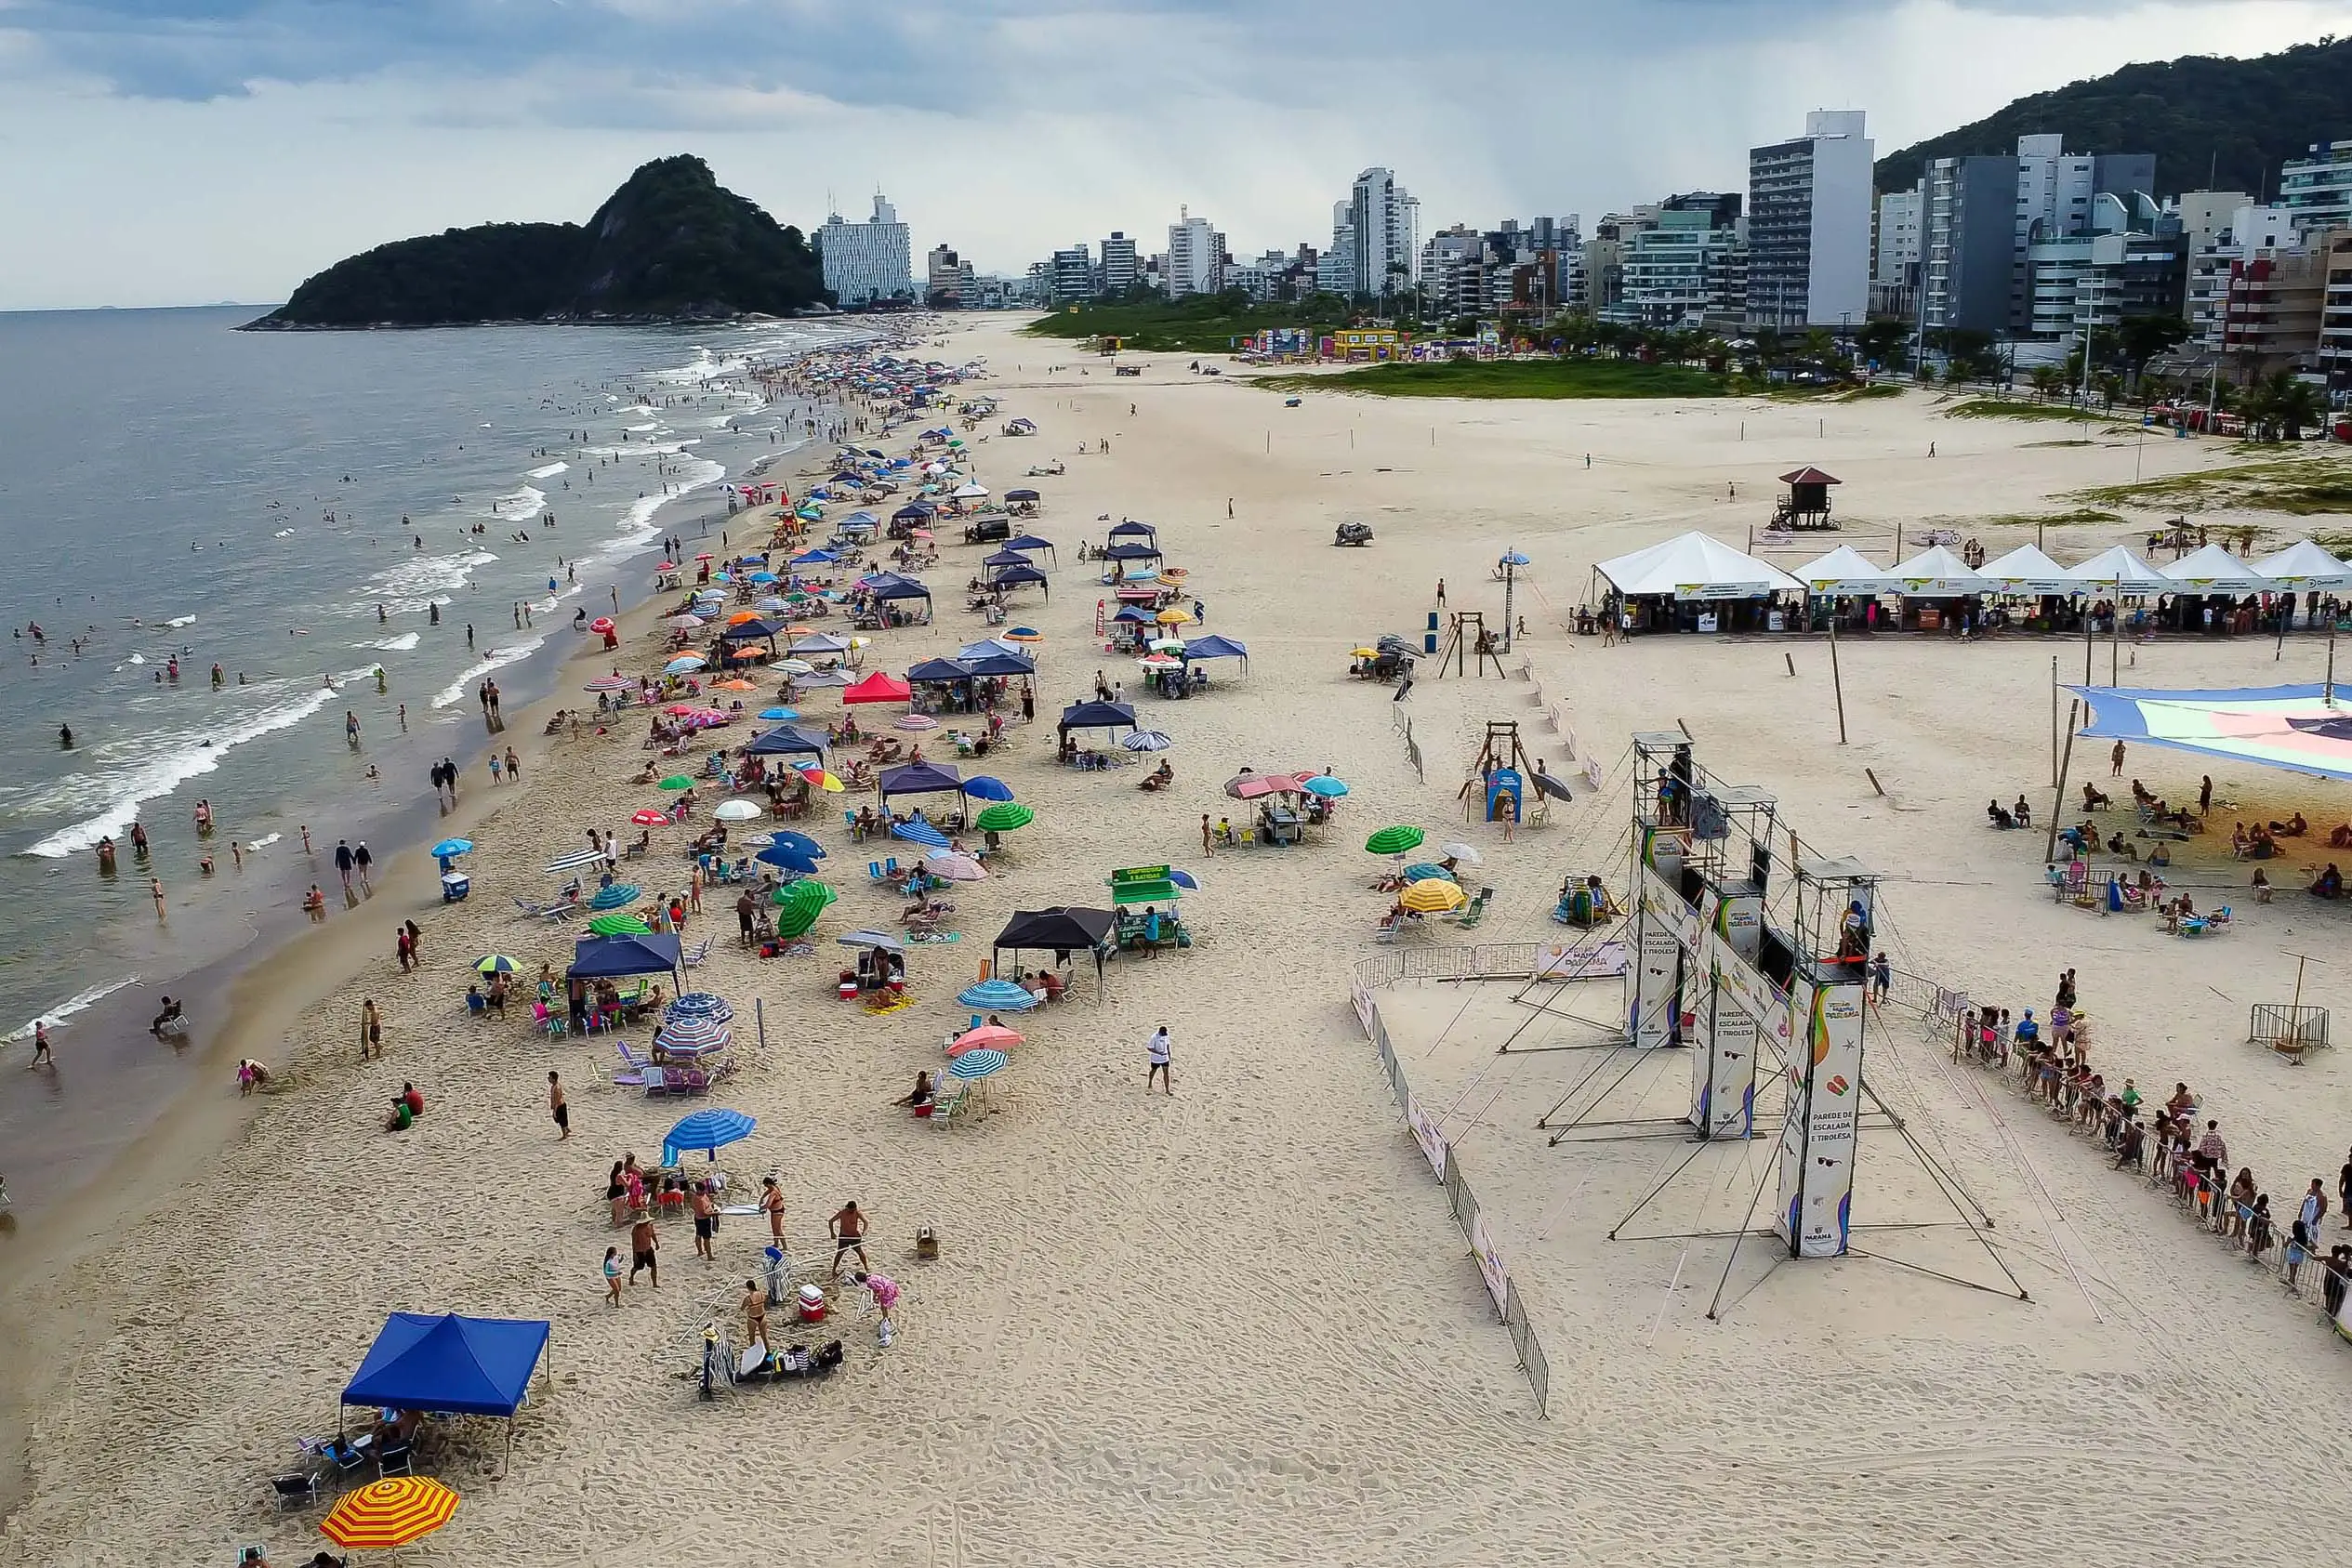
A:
2261;371;2325;441
2094;373;2123;413
2028;365;2064;403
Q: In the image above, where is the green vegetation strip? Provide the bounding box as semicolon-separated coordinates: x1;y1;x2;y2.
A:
2069;456;2352;516
1256;360;1730;401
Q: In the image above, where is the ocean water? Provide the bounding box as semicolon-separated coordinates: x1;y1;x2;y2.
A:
0;307;867;1046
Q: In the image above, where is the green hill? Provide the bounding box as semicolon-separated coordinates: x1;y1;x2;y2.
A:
1875;35;2352;196
246;156;829;329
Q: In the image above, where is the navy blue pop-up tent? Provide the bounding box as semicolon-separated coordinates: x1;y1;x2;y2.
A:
879;759;966;812
341;1311;550;1465
961;650;1036;678
570;931;682;984
905;657;974;686
745;724;827;758
1182;634;1249;671
1107;520;1157;541
989;563;1050;599
1059;700;1138;745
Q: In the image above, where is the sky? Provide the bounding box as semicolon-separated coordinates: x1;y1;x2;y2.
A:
0;0;2342;310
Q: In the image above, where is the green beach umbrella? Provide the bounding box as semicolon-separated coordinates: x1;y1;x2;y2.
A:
975;802;1034;833
588;914;653;936
473;955;521;974
657;775;693;791
1365;825;1424;856
772;903;821;941
772;878;839;912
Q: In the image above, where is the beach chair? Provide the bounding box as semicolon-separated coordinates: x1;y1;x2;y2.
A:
532;1002;567;1039
1453;889;1491;929
676;1067;712;1097
271;1470;322;1509
467;990;488;1019
682;937;713;968
376;1443;413;1479
2207;905;2232;930
641;1064;670;1097
930;1081;970;1127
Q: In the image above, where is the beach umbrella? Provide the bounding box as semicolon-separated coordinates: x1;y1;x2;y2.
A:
321;1477;460;1551
758;706;800;721
894;714;940;731
755;844;821;875
946;1048;1009;1079
777;658;815;675
664;614;706;630
1136;653;1183;671
950;1022;1023;1054
1156;608;1192;626
1003;626;1044;644
430;837;474;858
1350;647;1379;659
590;616;616;633
472;954;520;974
838;929;905;952
1123;730;1173;751
657;775;693;790
892;818;951;849
747;572;779;584
655;1014;731;1056
714;678;757;692
661;1107;755;1165
1403;863;1455;883
1366;825;1423;856
1147;638;1187;652
773;878;839;914
712;799;762;822
963;775;1015;801
665;656;705;675
799;767;846;793
1302;775;1348;798
585;676;635;692
667;991;733;1023
1224;772;1303;800
958;978;1038;1011
630;809;668;825
1169;868;1200;889
588;883;641;911
1498;549;1532;567
1400;879;1466;914
756;597;789;613
974;802;1033;833
1438;842;1484;865
925;850;987;881
588;913;652;936
763;830;826;859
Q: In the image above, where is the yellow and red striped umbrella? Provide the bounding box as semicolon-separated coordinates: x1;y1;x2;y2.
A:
321;1476;460;1550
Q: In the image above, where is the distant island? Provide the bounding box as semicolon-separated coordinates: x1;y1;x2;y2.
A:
243;156;830;330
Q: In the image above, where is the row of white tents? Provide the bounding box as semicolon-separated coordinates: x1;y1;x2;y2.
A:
1594;532;2352;602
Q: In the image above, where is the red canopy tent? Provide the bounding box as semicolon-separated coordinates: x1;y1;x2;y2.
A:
841;670;912;705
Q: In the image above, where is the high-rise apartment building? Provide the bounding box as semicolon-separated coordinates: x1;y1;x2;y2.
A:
1347;168;1420;300
1165;207;1223;297
2319;231;2352;389
1048;244;1095;305
2280;141;2352;234
816;193;915;307
925;245;964;307
1874;189;1922;286
1098;231;1140;296
1745;110;1873;331
1918;155;2019;336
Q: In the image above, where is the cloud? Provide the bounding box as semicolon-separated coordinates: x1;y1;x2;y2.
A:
0;0;2340;307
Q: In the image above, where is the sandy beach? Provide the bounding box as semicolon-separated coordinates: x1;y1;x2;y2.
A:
6;312;2351;1567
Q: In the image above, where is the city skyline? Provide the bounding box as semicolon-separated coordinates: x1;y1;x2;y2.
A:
0;1;2344;310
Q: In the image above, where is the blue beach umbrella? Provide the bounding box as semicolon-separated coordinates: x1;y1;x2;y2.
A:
892;819;950;849
430;837;474;858
945;1048;1009;1080
1402;863;1455;883
1498;549;1531;566
755;844;821;875
588;882;641;910
762;831;826;859
661;1107;756;1165
758;706;800;721
958;979;1040;1012
747;571;779;584
963;776;1015;802
1169;869;1200;890
1302;775;1349;798
654;1014;732;1056
666;992;733;1024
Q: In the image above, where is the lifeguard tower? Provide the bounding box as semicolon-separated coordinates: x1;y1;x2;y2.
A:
1773;467;1841;531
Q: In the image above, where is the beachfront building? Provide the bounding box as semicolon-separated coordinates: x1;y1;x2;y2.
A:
1745;110;1872;332
1605;193;1743;333
2010;137;2156;331
816;193;915;308
1346;167;1420;304
1166;207;1224;297
1872;186;1922;317
1099;231;1140;296
1048;244;1095;305
2279;140;2352;236
925;245;977;309
2319;231;2352;389
2021;196;2187;346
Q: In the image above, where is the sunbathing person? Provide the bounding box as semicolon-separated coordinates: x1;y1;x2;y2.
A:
1988;799;2015;830
2081;783;2111;810
2271;811;2309;837
2331;823;2352;849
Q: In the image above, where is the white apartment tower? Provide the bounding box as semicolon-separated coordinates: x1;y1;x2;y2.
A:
1348;167;1420;300
1874;188;1922;286
1745;110;1873;331
1166;206;1224;297
817;193;915;306
1098;231;1140;296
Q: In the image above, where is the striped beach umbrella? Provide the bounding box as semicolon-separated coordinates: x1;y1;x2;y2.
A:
472;954;520;974
588;883;641;910
1122;730;1173;751
1365;825;1422;856
1402;863;1455;883
321;1477;460;1550
666;992;733;1024
1400;879;1466;914
661;1107;756;1165
945;1047;1009;1079
773;878;839;914
587;914;652;936
891;819;951;849
974;802;1033;833
654;1014;732;1055
957;979;1038;1011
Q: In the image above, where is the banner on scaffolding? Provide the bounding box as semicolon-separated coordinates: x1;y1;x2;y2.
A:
1686;890;1764;1139
1772;972;1866;1258
1627;826;1692;1048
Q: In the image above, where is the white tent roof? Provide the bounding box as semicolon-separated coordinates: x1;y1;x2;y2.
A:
2161;542;2277;591
1887;544;1991;597
1789;545;1896;595
2066;545;2171;595
1979;544;2077;595
2255;539;2352;588
1594;532;1801;600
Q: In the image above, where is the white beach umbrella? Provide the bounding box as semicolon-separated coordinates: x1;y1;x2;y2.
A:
712;799;762;822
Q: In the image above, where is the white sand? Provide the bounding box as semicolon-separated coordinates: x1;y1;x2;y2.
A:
6;315;2350;1566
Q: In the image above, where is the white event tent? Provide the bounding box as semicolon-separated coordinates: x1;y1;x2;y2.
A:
1594;533;1802;600
1790;545;1897;595
1979;544;2077;596
1887;544;1992;597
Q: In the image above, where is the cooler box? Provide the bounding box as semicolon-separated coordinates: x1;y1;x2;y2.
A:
441;872;471;903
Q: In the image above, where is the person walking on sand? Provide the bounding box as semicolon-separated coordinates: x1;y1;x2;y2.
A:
1202;813;1215;857
30;1021;52;1069
548;1070;570;1140
334;838;354;893
690;1181;717;1259
352;840;372;893
396;925;415;972
505;745;520;782
828;1200;869;1277
360;998;381;1060
1146;1024;1174;1094
629;1213;659;1287
1435;579;1447;608
2110;740;2126;777
853;1271;900;1345
603;1245;624;1306
760;1175;786;1245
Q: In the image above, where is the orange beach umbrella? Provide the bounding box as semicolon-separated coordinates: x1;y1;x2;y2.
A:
321;1476;460;1549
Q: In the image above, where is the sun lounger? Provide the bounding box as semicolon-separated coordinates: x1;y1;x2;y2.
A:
930;1082;970;1126
682;937;712;968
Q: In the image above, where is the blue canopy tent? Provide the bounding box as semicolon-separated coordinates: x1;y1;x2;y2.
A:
879;759;966;817
1107;520;1157;541
745;724;827;758
961;649;1036;678
341;1311;550;1467
905;657;974;686
866;573;933;624
1101;541;1163;563
570;931;683;987
1003;534;1058;565
1182;634;1249;673
1110;603;1156;626
989;563;1050;600
981;549;1029;569
1059;699;1138;749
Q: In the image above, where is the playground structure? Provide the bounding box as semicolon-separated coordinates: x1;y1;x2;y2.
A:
1434;611;1508;679
1458;720;1542;827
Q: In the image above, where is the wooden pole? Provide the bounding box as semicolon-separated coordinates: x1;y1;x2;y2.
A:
2051;656;2060;785
1829;617;1848;744
2045;700;2079;863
